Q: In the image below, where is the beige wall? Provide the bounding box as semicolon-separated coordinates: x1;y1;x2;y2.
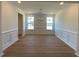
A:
0;2;3;56
1;2;18;32
1;2;18;50
0;1;26;51
55;3;78;33
55;3;78;51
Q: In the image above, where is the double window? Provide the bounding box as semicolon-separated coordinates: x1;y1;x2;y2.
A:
27;16;53;31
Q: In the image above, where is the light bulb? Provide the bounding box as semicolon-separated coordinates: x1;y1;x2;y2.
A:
60;2;64;5
18;1;21;4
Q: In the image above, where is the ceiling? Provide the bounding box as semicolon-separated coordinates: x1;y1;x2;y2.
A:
14;1;72;14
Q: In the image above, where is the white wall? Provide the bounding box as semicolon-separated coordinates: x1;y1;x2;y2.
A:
76;4;79;56
25;13;55;35
55;3;78;51
1;2;18;50
0;2;3;56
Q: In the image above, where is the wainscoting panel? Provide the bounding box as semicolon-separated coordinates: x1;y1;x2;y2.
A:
2;29;18;51
55;28;77;51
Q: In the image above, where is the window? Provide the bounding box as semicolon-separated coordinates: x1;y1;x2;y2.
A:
27;16;34;30
46;17;53;30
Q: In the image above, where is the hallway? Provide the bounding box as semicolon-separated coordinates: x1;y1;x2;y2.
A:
3;35;76;57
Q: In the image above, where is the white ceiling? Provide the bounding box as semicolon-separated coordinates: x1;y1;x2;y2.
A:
14;1;72;14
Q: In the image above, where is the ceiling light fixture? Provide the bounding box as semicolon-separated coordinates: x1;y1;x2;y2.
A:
18;1;21;4
60;2;64;5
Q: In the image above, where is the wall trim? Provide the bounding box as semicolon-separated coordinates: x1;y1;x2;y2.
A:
55;28;78;35
55;29;78;51
17;7;25;15
1;28;18;34
2;28;18;51
63;29;78;35
55;31;77;51
2;38;18;51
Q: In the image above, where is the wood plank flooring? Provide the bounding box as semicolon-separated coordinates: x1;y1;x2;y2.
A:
3;35;77;57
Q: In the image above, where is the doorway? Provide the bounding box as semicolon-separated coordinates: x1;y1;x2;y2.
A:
18;13;23;37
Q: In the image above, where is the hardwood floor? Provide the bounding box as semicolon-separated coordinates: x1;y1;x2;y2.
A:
3;35;77;57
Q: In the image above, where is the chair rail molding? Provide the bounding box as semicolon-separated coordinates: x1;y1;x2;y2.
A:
1;28;18;51
55;28;78;51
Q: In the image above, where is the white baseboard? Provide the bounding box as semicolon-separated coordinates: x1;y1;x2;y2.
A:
2;38;18;51
55;33;76;51
0;52;4;57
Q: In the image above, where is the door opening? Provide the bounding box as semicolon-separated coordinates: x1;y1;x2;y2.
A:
18;13;23;37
